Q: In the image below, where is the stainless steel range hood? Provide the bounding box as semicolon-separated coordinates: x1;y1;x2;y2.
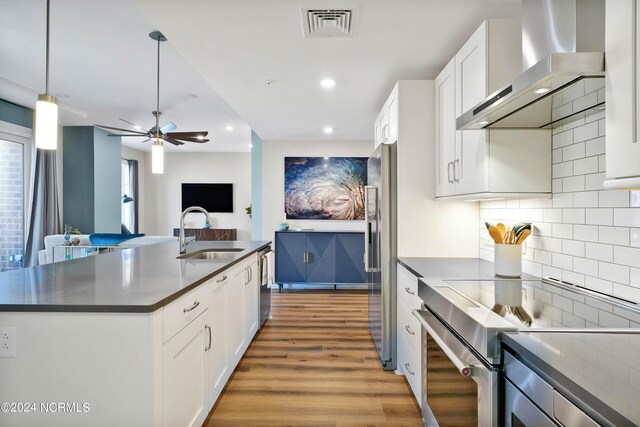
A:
457;0;605;130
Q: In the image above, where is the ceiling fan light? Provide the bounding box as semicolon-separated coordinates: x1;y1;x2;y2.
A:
35;94;58;150
152;140;164;174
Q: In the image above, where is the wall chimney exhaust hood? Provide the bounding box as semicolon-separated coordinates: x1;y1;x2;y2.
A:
457;0;605;130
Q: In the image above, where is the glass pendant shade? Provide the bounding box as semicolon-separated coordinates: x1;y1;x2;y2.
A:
152;140;164;174
35;94;58;150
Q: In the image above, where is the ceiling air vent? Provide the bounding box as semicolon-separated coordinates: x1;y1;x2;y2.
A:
301;8;357;38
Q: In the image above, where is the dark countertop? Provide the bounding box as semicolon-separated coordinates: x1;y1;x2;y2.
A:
0;240;270;313
503;332;640;427
398;257;538;280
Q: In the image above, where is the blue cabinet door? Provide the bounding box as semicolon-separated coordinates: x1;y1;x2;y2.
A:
335;233;366;283
275;232;306;283
305;233;336;283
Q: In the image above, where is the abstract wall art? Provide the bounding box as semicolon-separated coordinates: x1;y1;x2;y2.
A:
284;157;367;220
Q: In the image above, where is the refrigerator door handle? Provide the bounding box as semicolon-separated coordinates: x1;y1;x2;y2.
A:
364;185;377;273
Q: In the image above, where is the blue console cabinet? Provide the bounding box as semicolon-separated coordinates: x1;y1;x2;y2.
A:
275;231;365;290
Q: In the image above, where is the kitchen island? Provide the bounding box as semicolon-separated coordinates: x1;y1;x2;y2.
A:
0;240;270;427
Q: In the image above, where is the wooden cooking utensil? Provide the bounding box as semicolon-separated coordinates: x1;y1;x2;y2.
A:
515;229;531;245
488;226;504;244
496;223;506;240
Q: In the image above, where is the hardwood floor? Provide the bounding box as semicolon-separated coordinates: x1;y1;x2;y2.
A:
204;289;423;427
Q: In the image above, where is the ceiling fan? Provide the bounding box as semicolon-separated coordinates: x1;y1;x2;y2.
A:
95;31;209;146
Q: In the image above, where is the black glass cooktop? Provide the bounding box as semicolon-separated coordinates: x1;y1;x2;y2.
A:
439;278;640;330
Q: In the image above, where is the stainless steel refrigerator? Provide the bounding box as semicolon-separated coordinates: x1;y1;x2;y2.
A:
365;142;397;370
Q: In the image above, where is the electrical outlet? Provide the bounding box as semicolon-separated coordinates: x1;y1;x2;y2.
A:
0;327;16;358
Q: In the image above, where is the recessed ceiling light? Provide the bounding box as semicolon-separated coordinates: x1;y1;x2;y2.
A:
479;120;490;126
225;125;234;132
320;79;336;88
133;125;142;130
248;143;253;148
534;87;551;94
323;127;334;134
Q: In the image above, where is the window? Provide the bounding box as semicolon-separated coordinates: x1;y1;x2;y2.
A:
121;158;138;233
0;138;24;271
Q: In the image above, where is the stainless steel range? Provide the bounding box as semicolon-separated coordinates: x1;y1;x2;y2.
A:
413;276;640;426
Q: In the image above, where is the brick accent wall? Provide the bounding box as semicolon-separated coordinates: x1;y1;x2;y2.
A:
479;80;640;304
0;140;23;271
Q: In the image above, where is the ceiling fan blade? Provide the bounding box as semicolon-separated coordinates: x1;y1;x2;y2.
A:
160;122;177;134
170;137;210;143
107;133;150;137
119;118;148;132
95;124;148;135
166;131;208;137
140;138;150;143
163;137;185;146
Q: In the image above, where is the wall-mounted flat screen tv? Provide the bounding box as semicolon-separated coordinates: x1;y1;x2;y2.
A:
181;183;233;213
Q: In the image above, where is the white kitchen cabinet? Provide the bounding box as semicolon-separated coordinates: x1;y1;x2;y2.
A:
244;255;259;340
396;263;422;403
603;0;640;190
228;261;247;365
374;86;398;147
207;273;229;407
163;310;209;427
435;19;552;200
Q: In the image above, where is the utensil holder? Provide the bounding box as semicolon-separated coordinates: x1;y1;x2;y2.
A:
494;244;522;278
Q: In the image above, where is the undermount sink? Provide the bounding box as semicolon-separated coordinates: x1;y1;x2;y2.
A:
177;248;244;260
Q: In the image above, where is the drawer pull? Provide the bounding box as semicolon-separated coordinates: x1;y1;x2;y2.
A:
404;287;415;295
183;300;200;313
404;362;415;375
205;324;212;351
405;324;415;335
217;275;227;283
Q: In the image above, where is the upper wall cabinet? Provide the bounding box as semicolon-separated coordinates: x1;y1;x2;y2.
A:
375;86;398;147
435;20;552;200
603;0;640;190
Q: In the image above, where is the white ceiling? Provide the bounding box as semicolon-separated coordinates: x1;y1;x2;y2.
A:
1;0;522;151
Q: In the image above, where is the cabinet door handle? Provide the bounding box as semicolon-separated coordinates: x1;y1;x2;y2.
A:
183;300;200;313
405;324;415;335
382;124;389;142
303;252;307;263
204;324;212;351
404;362;415;376
405;287;415;295
453;159;460;183
248;266;252;282
217;275;227;283
447;161;453;183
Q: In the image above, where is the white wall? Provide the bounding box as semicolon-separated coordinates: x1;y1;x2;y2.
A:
142;151;252;239
479;80;640;304
261;139;373;241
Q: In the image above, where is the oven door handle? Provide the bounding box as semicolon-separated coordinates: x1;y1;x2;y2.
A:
412;309;477;377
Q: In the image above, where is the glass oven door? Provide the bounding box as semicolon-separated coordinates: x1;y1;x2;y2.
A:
413;309;498;427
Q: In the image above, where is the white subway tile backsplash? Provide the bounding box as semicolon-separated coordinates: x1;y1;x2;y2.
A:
553;161;573;178
599;226;630;246
585;172;606;191
614;246;640;269
563;80;585;103
599;190;630;208
574;121;599;142
614;208;640;227
586;208;613;226
573;191;599;208
478;116;640;303
563;142;585;161
563;208;585;224
631;229;640;248
563;175;586;192
574;257;598;276
573;225;599;242
586;242;614;262
553;253;573;270
573;157;599;175
599;262;630;285
585;137;606;156
563;240;585;257
553;129;574;149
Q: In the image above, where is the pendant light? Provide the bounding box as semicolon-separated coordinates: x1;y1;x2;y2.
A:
35;0;58;150
150;31;166;174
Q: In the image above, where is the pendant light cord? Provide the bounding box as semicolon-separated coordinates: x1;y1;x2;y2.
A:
156;36;160;141
45;0;51;95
